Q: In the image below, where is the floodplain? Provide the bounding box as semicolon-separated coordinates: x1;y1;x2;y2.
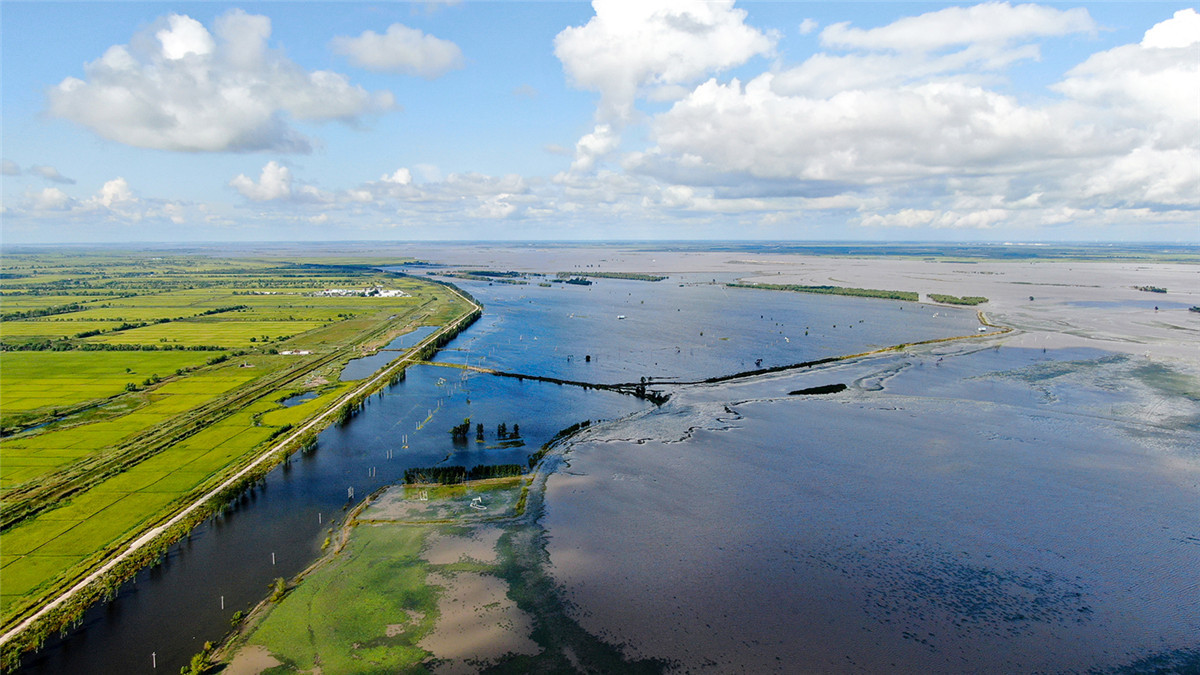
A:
4;243;1197;675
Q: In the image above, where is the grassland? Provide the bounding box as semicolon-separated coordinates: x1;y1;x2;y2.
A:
0;251;474;648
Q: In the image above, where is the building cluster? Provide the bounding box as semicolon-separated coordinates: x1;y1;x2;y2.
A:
314;287;409;298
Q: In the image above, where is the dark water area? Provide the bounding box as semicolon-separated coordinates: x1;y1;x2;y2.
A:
17;368;642;674
15;277;980;674
337;325;440;381
278;391;317;407
543;345;1200;673
429;274;980;383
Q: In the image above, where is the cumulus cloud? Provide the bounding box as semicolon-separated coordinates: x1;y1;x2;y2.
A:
26;187;73;211
381;168;413;185
47;10;394;153
1140;8;1200;49
632;3;1198;230
555;0;775;172
230;161;292;201
91;177;137;208
2;160;21;176
331;23;464;78
30;165;76;185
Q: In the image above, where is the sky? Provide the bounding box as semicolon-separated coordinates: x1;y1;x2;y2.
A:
1;1;1197;244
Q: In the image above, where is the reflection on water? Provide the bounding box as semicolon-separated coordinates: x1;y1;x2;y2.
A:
19;364;643;674
279;390;317;407
543;347;1200;673
338;325;440;381
15;277;987;674
433;275;979;383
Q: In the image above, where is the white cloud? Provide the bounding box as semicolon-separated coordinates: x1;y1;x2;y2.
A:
2;160;21;176
819;2;1095;52
1141;8;1200;49
469;195;519;219
48;10;394;153
26;187;73;211
156;14;215;59
630;4;1198;232
29;165;76;185
554;0;775;173
381;168;413;185
331;23;464;78
91;177;137;208
648;75;1077;182
798;19;818;36
860;208;1010;229
775;3;1095;98
570;123;622;173
230;161;292;201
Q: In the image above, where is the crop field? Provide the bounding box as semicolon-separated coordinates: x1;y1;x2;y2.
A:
0;321;127;339
84;320;329;348
1;369;267;491
0;351;215;413
0;250;473;636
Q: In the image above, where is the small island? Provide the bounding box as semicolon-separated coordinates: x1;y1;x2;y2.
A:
928;293;989;305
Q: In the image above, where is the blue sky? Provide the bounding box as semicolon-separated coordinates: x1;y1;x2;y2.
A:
2;1;1197;243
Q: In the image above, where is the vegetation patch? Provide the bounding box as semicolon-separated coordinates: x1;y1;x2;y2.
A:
561;272;667;282
728;282;919;302
927;293;989;305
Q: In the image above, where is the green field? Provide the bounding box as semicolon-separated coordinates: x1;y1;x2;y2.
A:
0;351;216;413
0;251;474;638
84;320;328;347
232;479;526;674
0;321;127;339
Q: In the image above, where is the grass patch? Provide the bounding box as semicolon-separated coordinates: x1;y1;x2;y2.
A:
928;293;989;305
244;526;438;674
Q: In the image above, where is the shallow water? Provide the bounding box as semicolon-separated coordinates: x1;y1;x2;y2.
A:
543;345;1200;673
432;274;980;383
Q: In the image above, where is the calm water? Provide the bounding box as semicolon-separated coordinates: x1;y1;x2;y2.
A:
430;274;980;383
543;345;1200;673
15;278;976;674
338;325;440;381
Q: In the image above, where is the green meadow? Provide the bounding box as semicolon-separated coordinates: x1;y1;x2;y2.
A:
0;251;472;635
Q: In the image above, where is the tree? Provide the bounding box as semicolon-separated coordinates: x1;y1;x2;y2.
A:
270;577;287;602
512;423;519;437
498;422;507;438
450;418;471;441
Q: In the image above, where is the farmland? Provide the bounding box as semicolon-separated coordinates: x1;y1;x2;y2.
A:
0;251;475;648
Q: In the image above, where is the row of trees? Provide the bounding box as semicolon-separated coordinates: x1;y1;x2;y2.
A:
403;463;524;484
450;418;522;442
